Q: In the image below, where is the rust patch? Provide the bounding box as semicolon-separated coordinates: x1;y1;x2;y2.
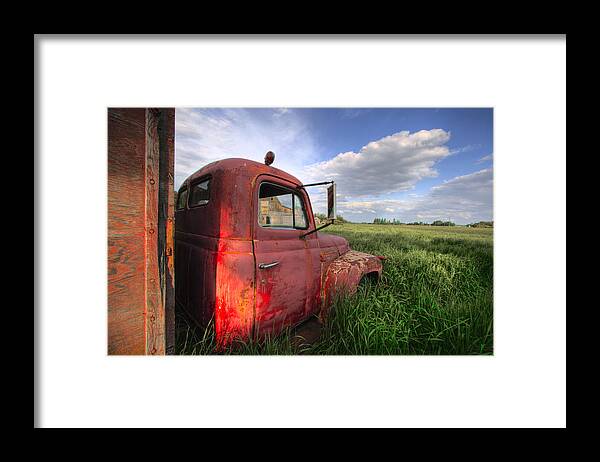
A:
320;250;383;320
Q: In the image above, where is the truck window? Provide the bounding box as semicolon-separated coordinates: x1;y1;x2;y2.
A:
176;187;188;210
259;182;308;229
189;178;210;207
293;192;307;228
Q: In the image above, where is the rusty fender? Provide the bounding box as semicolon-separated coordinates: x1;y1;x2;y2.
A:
320;250;383;319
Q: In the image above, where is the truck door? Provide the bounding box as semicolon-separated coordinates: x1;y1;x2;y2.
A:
253;177;313;337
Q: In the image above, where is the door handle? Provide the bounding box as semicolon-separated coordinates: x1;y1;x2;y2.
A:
258;261;280;269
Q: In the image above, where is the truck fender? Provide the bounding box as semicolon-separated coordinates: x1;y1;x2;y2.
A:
320;250;383;321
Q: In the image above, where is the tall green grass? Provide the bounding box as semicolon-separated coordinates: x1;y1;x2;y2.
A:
175;224;493;355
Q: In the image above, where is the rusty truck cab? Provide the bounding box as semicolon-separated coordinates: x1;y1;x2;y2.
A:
175;158;382;345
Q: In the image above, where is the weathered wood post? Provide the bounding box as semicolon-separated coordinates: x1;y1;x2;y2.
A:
108;108;175;355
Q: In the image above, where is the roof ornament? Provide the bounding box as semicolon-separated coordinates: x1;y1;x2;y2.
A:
264;151;275;166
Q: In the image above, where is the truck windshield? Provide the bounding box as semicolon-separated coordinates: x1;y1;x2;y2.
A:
259;182;307;229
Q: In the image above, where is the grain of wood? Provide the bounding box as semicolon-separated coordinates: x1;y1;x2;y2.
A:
160;109;176;354
145;109;165;355
107;108;147;355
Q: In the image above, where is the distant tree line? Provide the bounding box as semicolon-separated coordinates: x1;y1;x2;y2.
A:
373;218;404;225
372;218;494;228
467;221;493;228
373;218;456;226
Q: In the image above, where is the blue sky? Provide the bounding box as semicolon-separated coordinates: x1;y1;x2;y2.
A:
175;108;493;224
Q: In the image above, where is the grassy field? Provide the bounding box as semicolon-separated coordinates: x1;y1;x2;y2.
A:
175;224;493;355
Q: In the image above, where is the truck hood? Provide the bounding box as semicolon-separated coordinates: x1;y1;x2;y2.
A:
317;232;350;255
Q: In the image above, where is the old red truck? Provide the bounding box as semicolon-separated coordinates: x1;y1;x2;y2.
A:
175;154;383;345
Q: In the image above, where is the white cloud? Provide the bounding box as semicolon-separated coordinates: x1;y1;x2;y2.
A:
336;168;493;224
476;153;493;164
340;108;370;119
174;112;492;225
272;108;290;117
304;129;452;197
449;144;480;155
175;108;318;188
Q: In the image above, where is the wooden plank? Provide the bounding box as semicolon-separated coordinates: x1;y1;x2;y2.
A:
108;109;147;355
145;109;165;355
159;109;176;354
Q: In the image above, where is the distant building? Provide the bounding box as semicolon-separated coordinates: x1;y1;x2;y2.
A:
259;196;304;227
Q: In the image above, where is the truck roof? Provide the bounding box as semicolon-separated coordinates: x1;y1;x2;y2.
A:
183;157;303;189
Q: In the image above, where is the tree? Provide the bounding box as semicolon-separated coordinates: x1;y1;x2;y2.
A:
468;221;493;228
431;220;455;226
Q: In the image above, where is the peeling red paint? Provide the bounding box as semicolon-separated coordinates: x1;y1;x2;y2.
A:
175;158;383;345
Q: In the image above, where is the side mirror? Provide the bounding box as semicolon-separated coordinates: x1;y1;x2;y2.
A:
298;180;336;239
327;183;336;222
